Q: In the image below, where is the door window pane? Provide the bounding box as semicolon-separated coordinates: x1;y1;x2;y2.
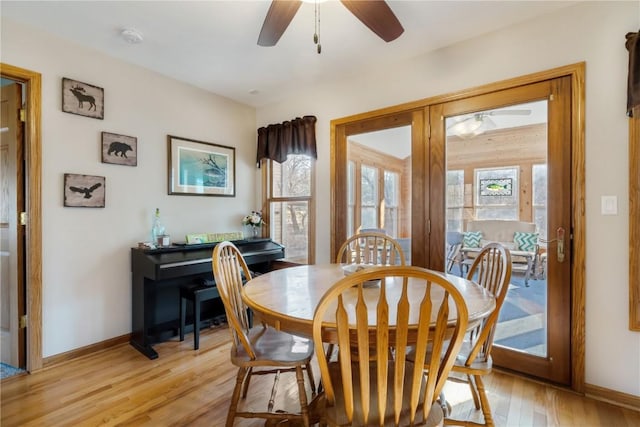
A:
446;170;464;232
532;164;548;240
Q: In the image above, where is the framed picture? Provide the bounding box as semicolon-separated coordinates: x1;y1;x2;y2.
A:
479;178;513;197
168;135;236;197
64;173;105;208
101;132;137;166
62;77;104;119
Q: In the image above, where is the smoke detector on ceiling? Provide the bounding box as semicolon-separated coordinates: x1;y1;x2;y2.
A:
120;28;144;44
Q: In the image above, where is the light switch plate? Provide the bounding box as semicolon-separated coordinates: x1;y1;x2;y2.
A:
601;195;618;215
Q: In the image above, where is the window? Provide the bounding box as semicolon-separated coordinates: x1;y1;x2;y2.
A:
383;170;399;236
347;161;355;236
346;140;406;238
264;154;315;264
474;166;519;220
351;164;401;235
360;165;378;229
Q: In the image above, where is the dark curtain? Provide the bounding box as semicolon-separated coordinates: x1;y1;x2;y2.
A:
256;115;317;166
626;30;640;117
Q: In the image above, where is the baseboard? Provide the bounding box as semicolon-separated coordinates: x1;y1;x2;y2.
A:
42;333;131;369
584;383;640;412
494;367;640;413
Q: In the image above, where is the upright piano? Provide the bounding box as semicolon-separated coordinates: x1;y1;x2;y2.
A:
130;238;285;359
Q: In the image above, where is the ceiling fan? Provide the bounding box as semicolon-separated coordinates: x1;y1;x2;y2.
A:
257;0;404;47
447;109;532;138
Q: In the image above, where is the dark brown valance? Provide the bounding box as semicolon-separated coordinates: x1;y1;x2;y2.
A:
256;115;317;166
626;30;640;117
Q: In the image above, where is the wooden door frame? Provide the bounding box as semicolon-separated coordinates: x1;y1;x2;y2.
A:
331;62;585;392
0;63;43;372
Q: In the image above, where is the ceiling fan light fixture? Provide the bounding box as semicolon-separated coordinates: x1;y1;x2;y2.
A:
447;115;484;138
120;28;144;44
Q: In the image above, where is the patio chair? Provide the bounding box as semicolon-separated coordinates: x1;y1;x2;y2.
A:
446;231;464;275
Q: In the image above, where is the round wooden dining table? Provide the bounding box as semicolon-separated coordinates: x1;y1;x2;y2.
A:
242;263;496;340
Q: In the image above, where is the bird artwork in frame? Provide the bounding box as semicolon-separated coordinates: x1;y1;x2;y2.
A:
64;173;106;208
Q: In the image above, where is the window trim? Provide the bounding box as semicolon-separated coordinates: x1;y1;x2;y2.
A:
630;107;640;331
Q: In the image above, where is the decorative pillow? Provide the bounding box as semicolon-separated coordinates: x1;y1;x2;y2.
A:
514;232;539;252
463;231;483;248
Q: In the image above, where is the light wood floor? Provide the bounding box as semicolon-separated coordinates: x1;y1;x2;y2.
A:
2;325;639;426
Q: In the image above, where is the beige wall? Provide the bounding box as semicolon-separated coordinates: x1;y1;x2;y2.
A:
256;2;640;396
0;20;257;357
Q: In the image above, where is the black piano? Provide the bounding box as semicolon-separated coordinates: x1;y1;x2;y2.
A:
130;238;285;359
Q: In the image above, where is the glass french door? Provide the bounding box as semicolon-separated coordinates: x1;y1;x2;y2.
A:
331;110;426;264
431;78;572;384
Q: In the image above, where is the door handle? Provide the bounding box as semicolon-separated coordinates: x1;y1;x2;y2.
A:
540;227;566;263
556;227;565;263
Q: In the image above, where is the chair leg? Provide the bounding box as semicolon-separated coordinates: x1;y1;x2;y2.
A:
179;296;186;342
226;367;246;427
295;365;311;427
475;374;495;427
241;367;253;398
194;294;201;350
467;373;481;410
305;362;317;397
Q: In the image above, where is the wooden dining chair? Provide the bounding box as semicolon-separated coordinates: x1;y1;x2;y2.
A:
212;241;316;427
336;232;406;266
312;265;469;426
442;242;512;427
329;232;408;363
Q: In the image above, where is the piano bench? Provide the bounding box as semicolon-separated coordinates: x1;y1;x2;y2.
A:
179;281;220;350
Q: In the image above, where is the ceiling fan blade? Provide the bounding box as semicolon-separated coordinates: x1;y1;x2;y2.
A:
340;0;404;42
487;109;532;116
257;0;302;47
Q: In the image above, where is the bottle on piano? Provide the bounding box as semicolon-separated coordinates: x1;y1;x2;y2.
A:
151;208;166;246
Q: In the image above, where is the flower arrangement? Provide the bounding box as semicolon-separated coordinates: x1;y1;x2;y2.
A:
242;211;265;228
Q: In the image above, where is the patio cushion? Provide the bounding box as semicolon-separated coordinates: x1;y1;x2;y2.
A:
463;231;482;248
